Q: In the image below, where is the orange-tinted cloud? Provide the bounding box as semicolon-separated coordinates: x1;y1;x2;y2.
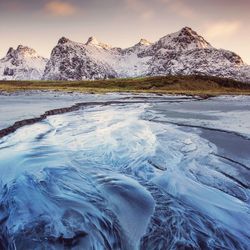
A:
204;21;241;39
158;0;195;19
125;0;155;20
168;0;195;19
44;1;76;16
125;0;195;20
141;10;154;20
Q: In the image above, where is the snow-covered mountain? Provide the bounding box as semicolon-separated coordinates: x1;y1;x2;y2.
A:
1;27;250;82
42;37;117;80
0;45;48;80
43;27;250;82
145;27;249;81
42;35;154;80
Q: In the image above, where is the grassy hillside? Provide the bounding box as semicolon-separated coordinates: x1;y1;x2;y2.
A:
1;75;250;96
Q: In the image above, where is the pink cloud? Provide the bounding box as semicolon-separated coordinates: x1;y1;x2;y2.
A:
2;1;24;12
44;1;76;16
168;0;195;19
158;0;195;19
125;0;195;20
204;21;242;39
125;0;155;20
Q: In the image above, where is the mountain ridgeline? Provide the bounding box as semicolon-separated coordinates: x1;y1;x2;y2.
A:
1;27;250;82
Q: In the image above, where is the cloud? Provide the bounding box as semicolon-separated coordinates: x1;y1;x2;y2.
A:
125;0;155;20
0;1;25;12
44;1;76;16
140;9;154;20
168;0;195;19
125;0;140;9
157;0;195;19
204;21;241;39
125;0;195;20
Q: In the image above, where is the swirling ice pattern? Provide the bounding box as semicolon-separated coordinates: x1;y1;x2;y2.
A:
0;103;249;250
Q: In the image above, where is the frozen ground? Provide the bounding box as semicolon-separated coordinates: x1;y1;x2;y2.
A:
0;91;191;130
146;95;250;138
0;92;249;249
0;91;127;130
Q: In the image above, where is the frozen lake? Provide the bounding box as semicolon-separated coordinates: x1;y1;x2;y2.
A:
0;92;249;249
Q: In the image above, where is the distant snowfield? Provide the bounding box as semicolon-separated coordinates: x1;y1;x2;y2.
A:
0;92;249;249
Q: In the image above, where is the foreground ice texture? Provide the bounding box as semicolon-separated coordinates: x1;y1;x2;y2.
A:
0;95;249;249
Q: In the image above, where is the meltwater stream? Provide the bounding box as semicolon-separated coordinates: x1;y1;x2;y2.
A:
0;96;249;249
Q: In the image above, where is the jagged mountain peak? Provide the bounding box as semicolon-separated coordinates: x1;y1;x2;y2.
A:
17;45;27;50
43;27;249;82
137;38;152;46
177;26;211;47
58;37;71;45
16;45;38;57
155;27;212;51
2;26;248;82
124;38;152;54
179;26;195;34
85;36;111;49
6;47;15;57
5;45;39;59
0;45;48;80
86;36;99;45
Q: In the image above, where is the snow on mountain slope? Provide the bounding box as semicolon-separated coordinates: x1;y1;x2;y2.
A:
152;27;212;52
43;27;250;82
1;27;249;81
0;45;47;80
43;36;153;80
142;27;250;81
43;37;118;80
148;47;247;79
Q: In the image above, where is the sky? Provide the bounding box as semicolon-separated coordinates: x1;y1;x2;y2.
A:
0;0;249;63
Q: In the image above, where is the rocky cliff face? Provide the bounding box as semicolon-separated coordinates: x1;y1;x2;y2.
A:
1;27;250;82
0;45;47;80
144;27;248;81
42;37;117;80
43;27;250;82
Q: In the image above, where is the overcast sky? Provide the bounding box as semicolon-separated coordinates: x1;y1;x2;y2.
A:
0;0;249;63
